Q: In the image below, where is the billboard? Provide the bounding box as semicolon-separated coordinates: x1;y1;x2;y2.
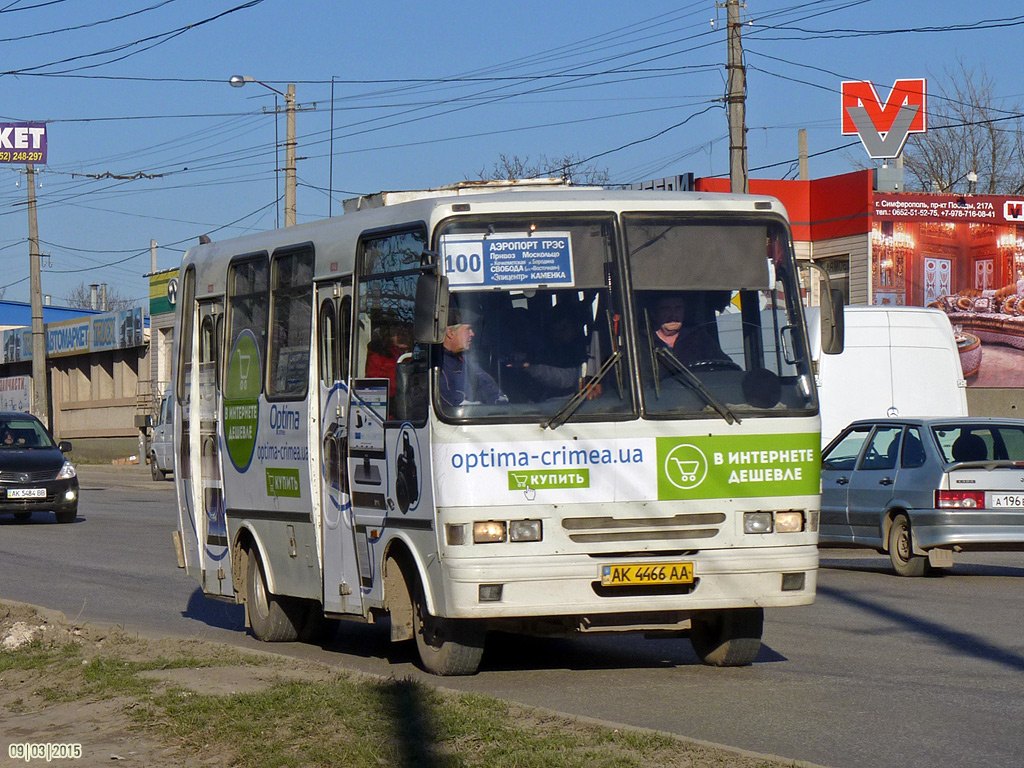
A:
842;79;926;159
872;193;1024;387
0;123;47;165
2;307;145;363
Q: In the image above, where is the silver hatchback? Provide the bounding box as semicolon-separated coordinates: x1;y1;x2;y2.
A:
820;417;1024;576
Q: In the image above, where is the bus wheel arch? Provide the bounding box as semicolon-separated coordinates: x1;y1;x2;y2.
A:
241;534;304;642
383;542;417;642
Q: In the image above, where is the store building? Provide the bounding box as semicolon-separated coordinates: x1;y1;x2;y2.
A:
697;170;1024;416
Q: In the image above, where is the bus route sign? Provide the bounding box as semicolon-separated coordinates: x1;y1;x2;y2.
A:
0;123;47;165
440;232;574;290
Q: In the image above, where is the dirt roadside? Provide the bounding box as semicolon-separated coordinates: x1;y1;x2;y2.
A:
0;599;832;768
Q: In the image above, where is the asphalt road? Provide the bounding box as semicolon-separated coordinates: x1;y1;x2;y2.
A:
2;463;1023;768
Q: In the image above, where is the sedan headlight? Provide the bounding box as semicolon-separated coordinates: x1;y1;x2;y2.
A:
56;461;77;480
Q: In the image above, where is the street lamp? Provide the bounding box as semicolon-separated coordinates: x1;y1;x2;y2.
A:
230;75;297;227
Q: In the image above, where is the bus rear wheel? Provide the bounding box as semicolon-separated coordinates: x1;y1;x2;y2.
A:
690;607;763;666
246;548;302;642
413;584;485;676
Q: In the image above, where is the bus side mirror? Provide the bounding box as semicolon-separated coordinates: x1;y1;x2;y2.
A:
413;271;449;344
820;287;845;355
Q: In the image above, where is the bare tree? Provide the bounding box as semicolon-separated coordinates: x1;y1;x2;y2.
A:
474;152;610;186
64;281;136;311
902;60;1024;194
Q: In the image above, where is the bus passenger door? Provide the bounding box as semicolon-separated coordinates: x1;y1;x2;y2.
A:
197;300;230;597
317;283;363;615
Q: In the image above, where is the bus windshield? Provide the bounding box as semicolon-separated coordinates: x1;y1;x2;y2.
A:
436;215;633;424
625;215;816;420
434;213;815;424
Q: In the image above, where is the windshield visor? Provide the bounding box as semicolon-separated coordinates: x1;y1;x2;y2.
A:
625;215;816;419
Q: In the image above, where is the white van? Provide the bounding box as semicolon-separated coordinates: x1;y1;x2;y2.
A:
149;387;174;481
807;306;968;446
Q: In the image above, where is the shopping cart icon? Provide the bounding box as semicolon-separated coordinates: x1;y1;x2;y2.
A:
509;473;530;489
669;458;701;483
238;352;251;391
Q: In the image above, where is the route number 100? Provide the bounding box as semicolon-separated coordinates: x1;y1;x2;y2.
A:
444;250;484;285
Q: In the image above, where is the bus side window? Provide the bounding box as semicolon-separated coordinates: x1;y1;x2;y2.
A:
356;228;428;424
268;246;314;399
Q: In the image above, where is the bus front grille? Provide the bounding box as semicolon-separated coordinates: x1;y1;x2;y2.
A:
561;512;725;544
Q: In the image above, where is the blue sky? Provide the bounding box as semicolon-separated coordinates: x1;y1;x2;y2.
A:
0;0;1021;307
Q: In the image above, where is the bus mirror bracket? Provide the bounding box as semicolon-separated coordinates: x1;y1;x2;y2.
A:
806;262;844;355
414;268;450;344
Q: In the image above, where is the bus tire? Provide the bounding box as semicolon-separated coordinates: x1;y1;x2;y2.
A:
690;607;763;666
413;582;485;676
246;548;301;642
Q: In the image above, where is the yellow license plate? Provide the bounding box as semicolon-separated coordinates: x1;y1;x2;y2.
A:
600;562;694;586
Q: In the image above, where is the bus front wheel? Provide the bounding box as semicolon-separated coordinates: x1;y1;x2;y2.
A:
689;607;763;666
412;584;485;676
246;549;302;642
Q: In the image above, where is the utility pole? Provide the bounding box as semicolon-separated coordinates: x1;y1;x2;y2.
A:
725;0;749;193
284;84;296;227
26;165;49;427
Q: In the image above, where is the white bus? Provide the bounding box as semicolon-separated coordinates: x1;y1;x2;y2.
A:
171;184;842;675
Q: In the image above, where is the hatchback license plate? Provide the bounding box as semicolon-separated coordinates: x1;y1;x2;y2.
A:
7;488;45;499
990;494;1024;508
601;562;694;586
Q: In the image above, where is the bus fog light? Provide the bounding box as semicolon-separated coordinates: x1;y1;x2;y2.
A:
473;521;506;543
479;584;503;602
509;519;542;542
445;524;466;546
775;511;804;533
781;572;805;591
744;512;773;533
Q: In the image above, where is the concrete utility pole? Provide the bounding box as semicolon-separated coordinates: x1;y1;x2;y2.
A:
798;128;809;180
26;165;49;427
229;76;301;227
725;0;749;193
284;84;296;227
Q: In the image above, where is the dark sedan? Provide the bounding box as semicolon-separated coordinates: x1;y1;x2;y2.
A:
0;412;78;524
820;417;1024;576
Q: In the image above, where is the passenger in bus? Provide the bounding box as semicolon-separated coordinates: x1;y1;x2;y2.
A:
650;291;731;371
365;323;412;396
439;309;505;407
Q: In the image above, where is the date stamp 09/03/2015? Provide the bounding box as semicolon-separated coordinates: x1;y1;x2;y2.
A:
7;743;83;763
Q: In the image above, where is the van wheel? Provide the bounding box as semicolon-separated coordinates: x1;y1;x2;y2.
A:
246;549;301;642
888;514;928;577
413;581;484;676
690;608;763;666
150;455;163;481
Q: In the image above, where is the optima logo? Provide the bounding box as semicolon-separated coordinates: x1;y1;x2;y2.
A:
269;404;301;432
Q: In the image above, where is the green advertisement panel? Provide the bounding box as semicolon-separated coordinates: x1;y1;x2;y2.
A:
657;432;819;500
223;330;260;471
266;468;302;498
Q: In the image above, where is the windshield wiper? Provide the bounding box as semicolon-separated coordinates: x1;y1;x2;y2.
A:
543;351;622;430
645;310;739;425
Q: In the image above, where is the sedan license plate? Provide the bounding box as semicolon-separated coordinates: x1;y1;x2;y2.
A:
601;562;693;587
989;493;1024;508
7;488;45;499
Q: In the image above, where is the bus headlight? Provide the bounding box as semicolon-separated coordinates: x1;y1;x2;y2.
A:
509;519;542;542
473;521;506;543
775;511;805;533
744;512;773;533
